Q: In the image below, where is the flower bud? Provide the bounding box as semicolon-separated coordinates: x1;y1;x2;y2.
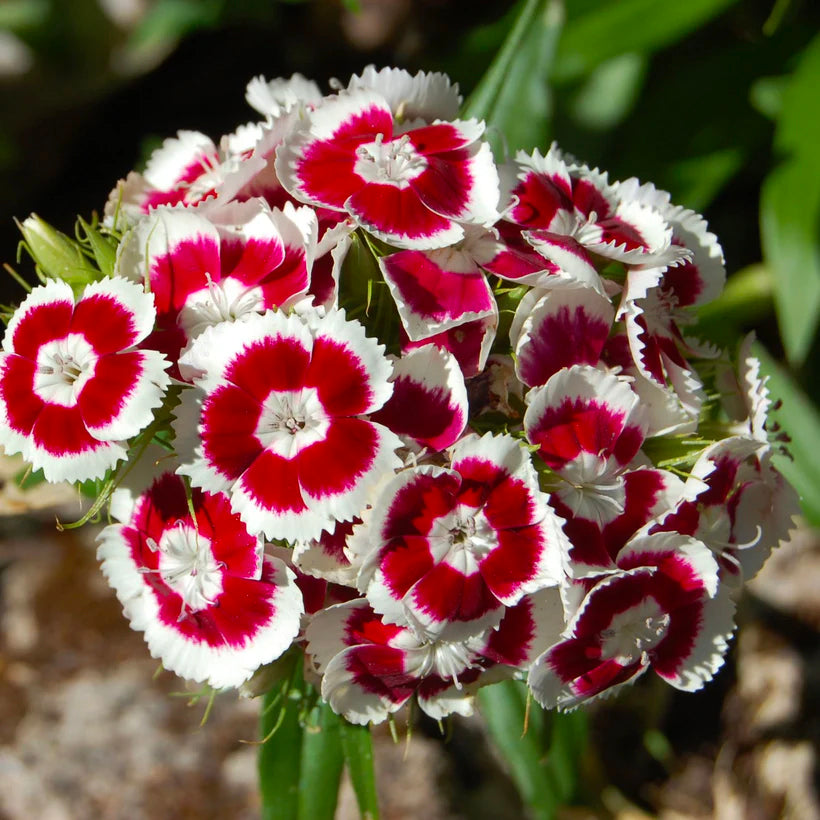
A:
18;214;99;288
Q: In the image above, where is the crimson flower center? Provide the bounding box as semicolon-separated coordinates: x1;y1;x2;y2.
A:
33;333;98;407
354;132;428;187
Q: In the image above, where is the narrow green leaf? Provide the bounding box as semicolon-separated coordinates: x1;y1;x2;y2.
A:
479;681;557;819
554;0;739;83
462;0;563;155
259;679;303;820
546;710;587;803
753;343;820;525
760;159;820;366
662;147;745;213
339;720;379;820
693;263;774;344
298;702;344;820
124;0;223;56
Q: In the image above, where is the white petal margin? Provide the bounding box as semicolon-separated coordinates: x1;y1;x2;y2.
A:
97;529;303;690
347;65;462;122
179;309;313;392
304;599;370;673
319;645;409;725
16;424;128;485
3;277;74;354
300;306;395;414
377;343;468;451
79;275;159;347
142;130;218;191
296;421;404;535
114;205;221;286
655;586;736;692
85;349;171;442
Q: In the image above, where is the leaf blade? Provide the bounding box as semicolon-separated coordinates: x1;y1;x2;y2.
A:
339;719;380;820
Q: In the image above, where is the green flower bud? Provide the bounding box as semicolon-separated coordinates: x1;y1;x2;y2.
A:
18;214;100;289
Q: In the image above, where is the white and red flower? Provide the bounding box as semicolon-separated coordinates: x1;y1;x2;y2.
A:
401;308;497;378
275;88;499;249
246;72;323;119
503;145;687;272
176;307;402;543
650;437;799;586
528;532;736;710
0;277;170;482
305;590;563;724
97;470;303;688
346;65;462;123
357;433;566;641
105;127;269;226
115;201;316;375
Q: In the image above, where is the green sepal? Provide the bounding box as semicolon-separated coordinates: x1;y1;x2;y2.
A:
77;216;119;278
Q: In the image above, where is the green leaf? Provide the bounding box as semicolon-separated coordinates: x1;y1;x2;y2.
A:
339;720;379;820
77;218;117;278
462;0;564;155
760;159;820;366
754;343;820;525
568;52;647;131
0;0;49;31
258;658;343;820
692;263;774;343
123;0;223;59
259;674;303;820
774;31;820;167
298;703;344;820
662;147;745;213
478;680;587;819
553;0;739;83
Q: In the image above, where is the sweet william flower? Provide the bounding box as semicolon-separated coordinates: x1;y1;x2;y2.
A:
528;532;736;710
97;470;303;689
305;590;563;725
275;88;499;249
175;307;402;543
115;201;317;377
0;277;170;482
357;433;567;642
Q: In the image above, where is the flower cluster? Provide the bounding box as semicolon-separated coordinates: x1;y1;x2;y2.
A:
1;66;799;724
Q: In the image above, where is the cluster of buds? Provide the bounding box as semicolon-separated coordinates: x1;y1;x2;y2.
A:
0;66;798;723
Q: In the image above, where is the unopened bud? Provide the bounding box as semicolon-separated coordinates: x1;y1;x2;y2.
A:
18;214;99;288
